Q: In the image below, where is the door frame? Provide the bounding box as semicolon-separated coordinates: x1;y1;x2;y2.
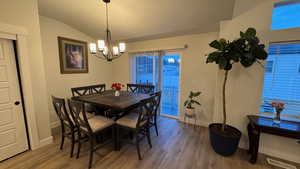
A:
0;22;40;150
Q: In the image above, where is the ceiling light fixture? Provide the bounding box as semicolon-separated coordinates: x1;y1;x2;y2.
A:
89;0;125;62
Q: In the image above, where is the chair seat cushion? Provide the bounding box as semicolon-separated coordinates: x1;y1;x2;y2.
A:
81;116;114;133
116;112;145;129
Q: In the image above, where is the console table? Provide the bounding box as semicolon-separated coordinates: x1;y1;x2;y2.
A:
247;115;300;163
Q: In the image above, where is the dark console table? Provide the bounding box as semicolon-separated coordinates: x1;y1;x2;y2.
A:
247;115;300;163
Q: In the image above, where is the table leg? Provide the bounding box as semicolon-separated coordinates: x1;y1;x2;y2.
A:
112;125;119;151
247;123;254;155
250;128;260;164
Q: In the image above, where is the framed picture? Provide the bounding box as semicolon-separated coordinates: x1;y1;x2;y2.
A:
58;37;88;74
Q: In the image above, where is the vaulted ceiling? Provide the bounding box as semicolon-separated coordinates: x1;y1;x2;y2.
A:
38;0;235;42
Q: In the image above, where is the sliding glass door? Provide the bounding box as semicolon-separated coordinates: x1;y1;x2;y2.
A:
131;51;181;118
161;53;180;117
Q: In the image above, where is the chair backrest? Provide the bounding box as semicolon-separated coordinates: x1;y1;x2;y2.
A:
90;84;106;94
67;99;92;133
127;83;139;93
127;83;155;94
52;96;74;128
151;91;162;117
136;96;156;128
71;86;91;96
71;84;106;96
139;84;155;94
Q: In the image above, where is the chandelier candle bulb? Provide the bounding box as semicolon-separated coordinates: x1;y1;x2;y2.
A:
98;40;105;50
103;46;108;55
89;43;97;54
119;43;126;53
113;46;119;55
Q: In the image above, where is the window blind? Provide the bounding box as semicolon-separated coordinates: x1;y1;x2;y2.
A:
261;41;300;118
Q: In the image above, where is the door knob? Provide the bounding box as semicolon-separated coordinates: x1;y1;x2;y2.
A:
14;101;20;105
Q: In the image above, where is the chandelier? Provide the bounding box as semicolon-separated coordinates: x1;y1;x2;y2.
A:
89;0;125;62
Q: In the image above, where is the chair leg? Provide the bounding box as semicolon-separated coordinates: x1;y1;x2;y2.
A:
136;133;142;160
60;124;65;150
88;136;94;169
146;127;152;148
154;116;159;136
70;130;75;158
76;131;82;159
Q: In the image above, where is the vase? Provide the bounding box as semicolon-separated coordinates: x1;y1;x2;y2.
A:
115;90;120;97
273;108;282;124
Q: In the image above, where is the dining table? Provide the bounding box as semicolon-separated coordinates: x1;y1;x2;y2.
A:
73;90;151;115
72;90;152;150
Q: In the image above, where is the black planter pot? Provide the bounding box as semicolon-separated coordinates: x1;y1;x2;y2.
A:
209;123;242;156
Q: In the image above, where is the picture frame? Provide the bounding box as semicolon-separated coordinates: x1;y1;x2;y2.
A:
58;36;89;74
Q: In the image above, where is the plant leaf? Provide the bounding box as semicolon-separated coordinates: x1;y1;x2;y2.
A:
245;27;256;38
209;40;222;50
193;92;201;97
184;100;189;106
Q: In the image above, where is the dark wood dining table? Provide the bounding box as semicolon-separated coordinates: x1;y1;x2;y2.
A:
73;90;151;115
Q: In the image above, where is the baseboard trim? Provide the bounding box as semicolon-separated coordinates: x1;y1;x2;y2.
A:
50;121;60;129
37;136;53;149
178;117;210;127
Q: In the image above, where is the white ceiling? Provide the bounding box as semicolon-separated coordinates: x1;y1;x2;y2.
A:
38;0;235;42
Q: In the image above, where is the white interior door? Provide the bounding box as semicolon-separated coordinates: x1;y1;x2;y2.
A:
0;39;28;161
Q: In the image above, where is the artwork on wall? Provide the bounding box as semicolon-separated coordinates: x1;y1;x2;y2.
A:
58;37;88;74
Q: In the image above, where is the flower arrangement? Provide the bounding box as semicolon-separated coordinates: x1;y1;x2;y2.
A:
111;83;124;91
271;101;285;113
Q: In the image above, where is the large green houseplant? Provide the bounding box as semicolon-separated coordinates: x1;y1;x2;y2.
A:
206;27;268;156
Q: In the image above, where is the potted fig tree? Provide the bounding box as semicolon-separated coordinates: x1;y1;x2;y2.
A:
206;28;268;156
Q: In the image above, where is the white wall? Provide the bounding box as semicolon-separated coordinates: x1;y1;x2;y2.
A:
111;32;219;125
0;0;51;141
39;16;113;127
214;0;300;163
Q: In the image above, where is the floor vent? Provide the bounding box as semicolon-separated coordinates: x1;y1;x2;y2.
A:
267;158;297;169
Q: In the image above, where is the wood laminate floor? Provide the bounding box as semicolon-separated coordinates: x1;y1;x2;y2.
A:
0;117;293;169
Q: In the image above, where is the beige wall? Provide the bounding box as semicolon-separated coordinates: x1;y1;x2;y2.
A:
214;0;300;163
39;16;113;126
111;32;219;125
0;0;51;140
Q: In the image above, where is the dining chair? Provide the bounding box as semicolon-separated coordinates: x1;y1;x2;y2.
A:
149;91;161;136
52;96;77;158
116;96;155;160
127;83;139;93
67;99;115;169
89;84;106;94
138;84;155;94
71;86;92;96
71;85;100;115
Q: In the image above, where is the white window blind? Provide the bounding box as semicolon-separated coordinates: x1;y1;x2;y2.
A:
261;41;300;119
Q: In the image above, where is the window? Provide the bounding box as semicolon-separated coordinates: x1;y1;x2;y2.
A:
271;1;300;30
260;41;300;119
265;61;274;73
